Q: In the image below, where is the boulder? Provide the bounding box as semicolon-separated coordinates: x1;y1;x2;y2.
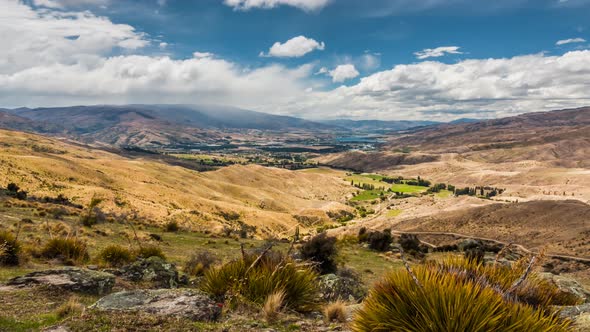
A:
540;273;590;303
91;289;222;321
121;257;179;288
319;270;367;303
7;267;114;295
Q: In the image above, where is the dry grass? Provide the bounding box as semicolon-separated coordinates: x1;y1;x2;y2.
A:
56;296;84;319
323;301;347;323
262;289;285;323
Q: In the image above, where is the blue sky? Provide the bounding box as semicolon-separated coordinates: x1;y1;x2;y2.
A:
1;0;590;120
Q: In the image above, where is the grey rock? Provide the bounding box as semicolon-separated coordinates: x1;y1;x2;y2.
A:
92;289;221;321
540;273;590;303
121;257;179;288
319;272;367;303
7;267;114;295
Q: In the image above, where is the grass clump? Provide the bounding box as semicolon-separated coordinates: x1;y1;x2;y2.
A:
262;289;285;323
56;297;84;319
299;232;338;274
324;301;347;323
136;245;166;260
201;248;320;313
352;256;577;332
184;250;218;276
98;245;135;267
41;238;89;264
0;231;21;266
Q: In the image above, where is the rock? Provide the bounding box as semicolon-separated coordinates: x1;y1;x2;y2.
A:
559;303;590;319
92;289;222;321
7;267;114;295
319;270;367;303
540;273;590;303
121;257;179;288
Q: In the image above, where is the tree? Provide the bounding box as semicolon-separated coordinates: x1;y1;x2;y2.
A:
300;232;338;274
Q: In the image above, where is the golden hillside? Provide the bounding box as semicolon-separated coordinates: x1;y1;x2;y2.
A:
0;129;353;236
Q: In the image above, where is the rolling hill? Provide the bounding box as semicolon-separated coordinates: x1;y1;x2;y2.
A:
0;128;353;237
1;105;336;148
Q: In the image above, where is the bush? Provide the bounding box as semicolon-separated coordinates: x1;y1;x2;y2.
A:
357;227;368;243
367;229;392;252
136;245;166;260
165;221;179;232
98;245;135;267
201;249;319;313
352;256;577;332
0;231;20;266
184;250;219;276
41;238;89;264
299;232;339;274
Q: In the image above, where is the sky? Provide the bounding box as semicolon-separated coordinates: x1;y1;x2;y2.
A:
1;0;590;121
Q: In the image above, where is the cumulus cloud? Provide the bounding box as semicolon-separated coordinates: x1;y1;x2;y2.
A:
414;46;463;59
33;0;109;8
556;37;586;45
262;36;325;58
327;64;359;83
223;0;330;12
292;51;590;120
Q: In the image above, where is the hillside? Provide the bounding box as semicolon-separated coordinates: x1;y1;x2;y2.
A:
0;129;353;236
320;119;438;132
396;200;590;258
1;105;335;148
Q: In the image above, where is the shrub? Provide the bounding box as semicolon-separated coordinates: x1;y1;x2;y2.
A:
0;231;20;266
357;227;368;243
136;245;166;260
98;245;135;267
184;250;219;276
324;301;347;323
262;290;285;323
352;256;576;332
299;232;338;274
165;221;179;232
201;249;319;313
367;229;392;252
41;238;89;264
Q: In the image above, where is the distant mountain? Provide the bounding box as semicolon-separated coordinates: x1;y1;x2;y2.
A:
448;118;480;124
321;119;439;132
0;109;63;133
3;104;335;147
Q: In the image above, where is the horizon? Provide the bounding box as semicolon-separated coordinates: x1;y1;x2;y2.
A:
1;0;590;121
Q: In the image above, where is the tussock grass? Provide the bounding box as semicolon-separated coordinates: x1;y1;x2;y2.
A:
262;289;285;323
41;238;89;264
201;250;319;313
98;245;135;267
352;256;577;332
324;301;347;323
136;245;166;260
56;296;84;319
184;250;218;276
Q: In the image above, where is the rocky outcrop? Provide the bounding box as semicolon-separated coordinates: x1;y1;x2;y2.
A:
539;273;590;304
319;271;367;303
120;257;179;288
6;267;114;295
92;289;222;321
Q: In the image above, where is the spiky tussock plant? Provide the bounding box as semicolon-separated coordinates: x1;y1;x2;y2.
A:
0;231;20;266
201;250;320;313
98;245;135;267
352;256;578;332
324;300;348;323
41;238;89;264
262;289;285;323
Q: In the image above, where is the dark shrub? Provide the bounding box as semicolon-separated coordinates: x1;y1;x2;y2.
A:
300;232;338;274
184;250;219;276
98;245;135;267
41;238;89;264
358;227;368;243
399;234;421;252
464;247;485;264
165;221;179;232
0;231;20;266
136;245;166;260
367;229;392;252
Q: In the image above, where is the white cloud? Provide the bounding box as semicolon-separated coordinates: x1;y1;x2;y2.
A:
262;36;325;58
223;0;330;12
193;51;214;58
556;37;586;45
359;53;381;71
414;46;463;59
292;51;590;120
159;42;168;49
33;0;109;8
328;64;359;83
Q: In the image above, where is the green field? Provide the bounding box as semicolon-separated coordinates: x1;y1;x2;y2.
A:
350;189;386;201
435;190;453;198
345;174;388;188
390;183;428;193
